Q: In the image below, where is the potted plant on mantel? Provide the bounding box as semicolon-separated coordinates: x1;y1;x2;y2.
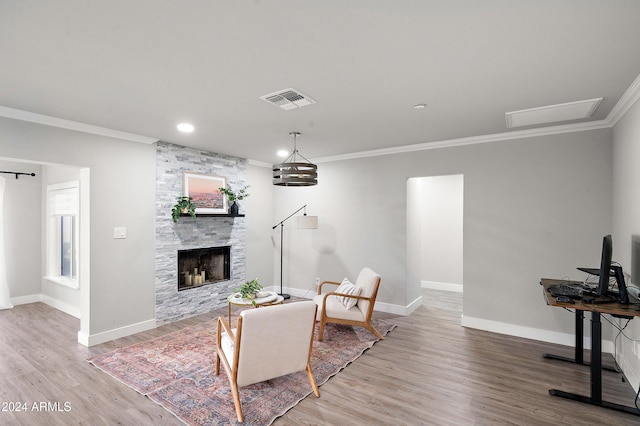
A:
218;184;250;215
171;196;196;223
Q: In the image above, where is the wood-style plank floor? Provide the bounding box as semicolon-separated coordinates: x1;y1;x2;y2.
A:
1;289;640;425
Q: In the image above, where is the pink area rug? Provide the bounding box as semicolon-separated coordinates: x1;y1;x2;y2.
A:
88;316;395;425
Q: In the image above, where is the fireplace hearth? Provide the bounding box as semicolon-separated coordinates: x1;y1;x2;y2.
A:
177;246;231;291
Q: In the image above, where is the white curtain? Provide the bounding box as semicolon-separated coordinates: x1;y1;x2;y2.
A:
0;176;13;310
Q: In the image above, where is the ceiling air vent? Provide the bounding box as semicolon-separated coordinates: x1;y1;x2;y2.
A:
260;88;316;110
505;98;602;128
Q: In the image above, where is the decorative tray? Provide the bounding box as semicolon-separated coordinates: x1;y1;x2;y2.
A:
229;291;278;304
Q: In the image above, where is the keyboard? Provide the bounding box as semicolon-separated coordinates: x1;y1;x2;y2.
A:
548;284;584;299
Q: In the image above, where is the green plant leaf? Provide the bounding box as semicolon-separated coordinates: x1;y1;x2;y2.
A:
172;196;197;222
234;277;263;298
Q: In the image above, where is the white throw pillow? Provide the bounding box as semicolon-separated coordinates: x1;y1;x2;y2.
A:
335;278;362;309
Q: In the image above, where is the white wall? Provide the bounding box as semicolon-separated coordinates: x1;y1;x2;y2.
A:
0;117;156;345
0;160;41;299
271;185;323;297
276;129;612;337
612;97;640;390
244;163;275;286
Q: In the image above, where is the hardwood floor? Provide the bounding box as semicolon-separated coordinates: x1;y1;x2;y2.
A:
1;290;639;425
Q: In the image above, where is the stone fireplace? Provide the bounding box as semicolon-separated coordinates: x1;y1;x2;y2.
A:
155;142;246;325
177;246;231;291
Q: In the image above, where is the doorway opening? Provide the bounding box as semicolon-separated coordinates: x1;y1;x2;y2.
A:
407;175;464;300
0;157;89;344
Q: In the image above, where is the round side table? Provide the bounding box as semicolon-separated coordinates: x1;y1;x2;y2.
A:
227;291;285;324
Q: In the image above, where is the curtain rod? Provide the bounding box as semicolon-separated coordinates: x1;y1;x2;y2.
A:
0;171;36;179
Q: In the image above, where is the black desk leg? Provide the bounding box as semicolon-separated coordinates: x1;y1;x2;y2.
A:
543;309;584;364
549;311;640;416
577;309;584;364
591;311;602;404
542;309;618;372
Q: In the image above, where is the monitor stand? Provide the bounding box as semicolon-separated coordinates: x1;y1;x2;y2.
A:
610;265;629;304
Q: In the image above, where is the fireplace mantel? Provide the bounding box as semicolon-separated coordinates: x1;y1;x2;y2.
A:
180;213;245;218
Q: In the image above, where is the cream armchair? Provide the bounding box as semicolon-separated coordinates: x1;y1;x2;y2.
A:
312;267;383;341
215;300;319;423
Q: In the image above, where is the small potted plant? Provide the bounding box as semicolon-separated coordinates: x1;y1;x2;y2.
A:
218;185;250;215
235;278;264;305
171;196;196;223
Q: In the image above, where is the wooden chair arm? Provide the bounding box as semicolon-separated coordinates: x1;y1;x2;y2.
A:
317;280;341;294
217;316;235;342
323;291;373;302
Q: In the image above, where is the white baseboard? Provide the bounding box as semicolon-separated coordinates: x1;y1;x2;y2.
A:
11;293;80;318
376;295;423;316
11;294;42;305
618;353;640;394
282;286;318;300
41;295;81;318
461;314;614;354
78;318;157;347
422;280;463;292
285;286;420;316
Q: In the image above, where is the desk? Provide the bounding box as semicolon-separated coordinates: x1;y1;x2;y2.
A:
541;278;640;416
227;291;284;324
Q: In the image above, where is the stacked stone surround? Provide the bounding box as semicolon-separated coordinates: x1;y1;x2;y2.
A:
156;142;246;325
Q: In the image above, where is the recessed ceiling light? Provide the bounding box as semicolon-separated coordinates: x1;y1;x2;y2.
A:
177;122;194;133
413;103;427;109
277;150;289;158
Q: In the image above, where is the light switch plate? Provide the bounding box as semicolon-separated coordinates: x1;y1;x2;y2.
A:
114;227;127;239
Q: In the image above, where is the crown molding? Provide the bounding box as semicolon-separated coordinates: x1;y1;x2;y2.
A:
605;72;640;126
302;72;640;165
0;105;158;144
313;119;611;164
247;118;612;167
247;158;272;168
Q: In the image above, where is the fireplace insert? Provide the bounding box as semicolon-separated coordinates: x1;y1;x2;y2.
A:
177;246;230;291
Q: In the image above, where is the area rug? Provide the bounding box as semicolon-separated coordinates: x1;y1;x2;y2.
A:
88;317;396;425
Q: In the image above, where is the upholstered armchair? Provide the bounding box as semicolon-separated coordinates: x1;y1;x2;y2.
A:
215;300;319;423
312;267;383;341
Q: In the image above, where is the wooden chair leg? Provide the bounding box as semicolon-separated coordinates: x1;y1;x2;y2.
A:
367;323;385;340
230;380;244;423
214;351;220;375
317;318;326;341
306;364;320;397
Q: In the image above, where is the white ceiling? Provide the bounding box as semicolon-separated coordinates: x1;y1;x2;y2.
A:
2;1;640;164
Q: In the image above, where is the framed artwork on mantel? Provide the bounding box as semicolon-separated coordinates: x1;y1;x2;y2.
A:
183;172;227;214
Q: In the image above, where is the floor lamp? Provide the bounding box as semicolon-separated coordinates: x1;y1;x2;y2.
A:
272;205;318;299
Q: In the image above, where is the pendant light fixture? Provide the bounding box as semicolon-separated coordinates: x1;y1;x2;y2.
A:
273;132;318;186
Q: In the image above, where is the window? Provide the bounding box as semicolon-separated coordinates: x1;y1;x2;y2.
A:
46;181;79;288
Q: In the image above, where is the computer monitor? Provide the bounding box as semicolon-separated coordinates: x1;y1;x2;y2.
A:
596;235;613;296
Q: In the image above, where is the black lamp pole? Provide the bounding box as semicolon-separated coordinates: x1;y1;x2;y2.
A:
272;205;308;300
